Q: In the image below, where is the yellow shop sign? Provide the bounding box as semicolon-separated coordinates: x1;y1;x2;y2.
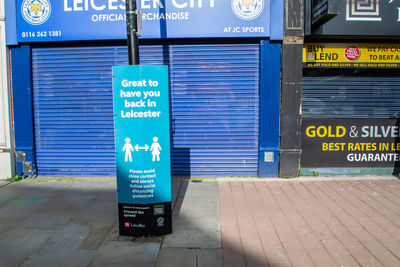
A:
303;43;400;68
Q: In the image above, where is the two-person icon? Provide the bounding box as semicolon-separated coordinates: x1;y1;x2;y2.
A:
122;137;162;162
122;138;134;162
150;137;161;162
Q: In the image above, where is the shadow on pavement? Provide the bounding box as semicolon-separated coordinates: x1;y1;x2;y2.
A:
0;180;203;266
0;178;279;267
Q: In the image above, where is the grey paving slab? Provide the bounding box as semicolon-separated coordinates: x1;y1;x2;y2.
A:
0;189;21;207
54;186;98;209
92;183;117;199
105;223;136;242
20;248;95;267
67;181;102;191
0;259;24;267
0;197;43;219
34;197;81;217
155;248;197;267
0;193;16;207
18;181;72;198
74;198;117;221
163;215;221;248
42;182;97;207
65;182;106;195
171;181;182;208
179;181;218;197
78;221;116;250
197;248;223;267
177;181;189;197
0;180;9;188
0;183;50;219
17;213;73;230
175;196;219;217
42;223;91;249
0;182;74;219
173;182;219;218
89;241;160;267
0;228;53;261
0;217;20;234
164;182;221;249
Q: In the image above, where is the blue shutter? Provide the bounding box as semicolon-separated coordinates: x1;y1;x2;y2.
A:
32;44;259;176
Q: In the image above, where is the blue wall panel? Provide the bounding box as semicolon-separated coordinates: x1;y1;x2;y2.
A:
32;44;260;176
270;0;284;40
11;45;36;175
258;40;281;177
5;0;18;45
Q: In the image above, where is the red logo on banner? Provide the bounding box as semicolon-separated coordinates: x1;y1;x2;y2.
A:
344;46;360;61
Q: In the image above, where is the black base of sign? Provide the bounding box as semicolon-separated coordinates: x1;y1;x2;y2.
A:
118;202;172;237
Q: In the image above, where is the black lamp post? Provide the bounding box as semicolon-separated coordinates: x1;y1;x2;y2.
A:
126;0;140;65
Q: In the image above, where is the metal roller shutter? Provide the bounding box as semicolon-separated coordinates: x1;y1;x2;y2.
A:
32;44;259;176
303;70;400;119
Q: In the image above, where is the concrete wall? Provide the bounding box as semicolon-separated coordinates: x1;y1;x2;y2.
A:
0;0;3;21
0;0;13;179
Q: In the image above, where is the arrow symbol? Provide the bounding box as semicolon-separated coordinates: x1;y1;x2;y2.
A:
135;144;149;151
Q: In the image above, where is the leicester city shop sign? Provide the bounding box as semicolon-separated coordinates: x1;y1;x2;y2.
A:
113;65;172;236
16;0;278;42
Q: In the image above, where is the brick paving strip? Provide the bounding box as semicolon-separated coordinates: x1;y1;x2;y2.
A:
218;178;400;267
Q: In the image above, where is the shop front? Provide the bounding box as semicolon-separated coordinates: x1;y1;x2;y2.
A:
302;0;400;175
7;0;283;177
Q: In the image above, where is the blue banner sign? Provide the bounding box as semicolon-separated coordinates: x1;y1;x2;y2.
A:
113;65;172;236
16;0;281;42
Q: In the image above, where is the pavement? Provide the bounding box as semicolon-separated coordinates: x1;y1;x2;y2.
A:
0;175;399;267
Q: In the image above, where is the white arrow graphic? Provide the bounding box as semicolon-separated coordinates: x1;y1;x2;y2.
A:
135;144;149;152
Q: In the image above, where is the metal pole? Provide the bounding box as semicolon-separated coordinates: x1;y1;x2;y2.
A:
126;0;140;65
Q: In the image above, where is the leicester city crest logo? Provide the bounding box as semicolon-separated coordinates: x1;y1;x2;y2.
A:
21;0;51;25
232;0;264;20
